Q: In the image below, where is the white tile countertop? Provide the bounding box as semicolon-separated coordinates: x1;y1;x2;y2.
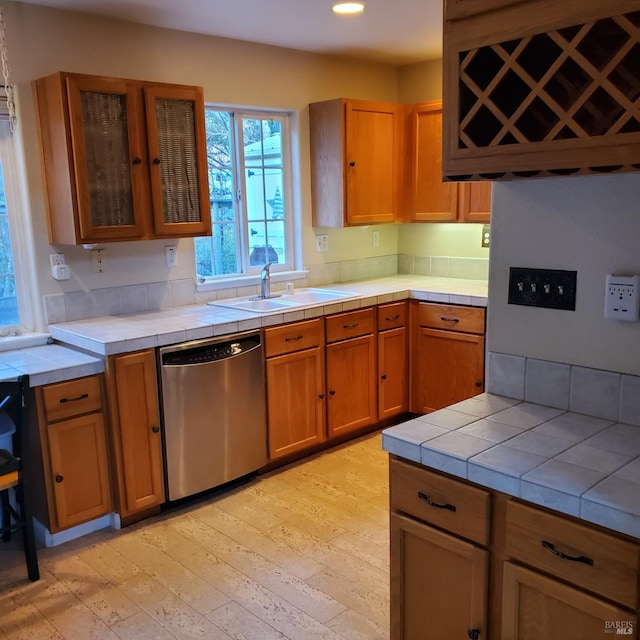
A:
48;275;488;356
383;393;640;540
0;344;103;386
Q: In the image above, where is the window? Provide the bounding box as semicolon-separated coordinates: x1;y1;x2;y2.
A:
0;157;17;327
195;108;294;281
0;116;33;336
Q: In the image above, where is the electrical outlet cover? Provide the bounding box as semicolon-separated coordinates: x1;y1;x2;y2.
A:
605;274;640;321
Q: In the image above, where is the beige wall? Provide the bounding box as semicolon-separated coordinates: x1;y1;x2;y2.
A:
5;1;485;331
6;1;401;314
488;174;640;376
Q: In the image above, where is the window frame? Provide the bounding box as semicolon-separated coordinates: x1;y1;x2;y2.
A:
0;117;43;341
196;105;301;289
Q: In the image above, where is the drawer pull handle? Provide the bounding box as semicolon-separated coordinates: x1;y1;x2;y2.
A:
440;316;460;323
59;393;89;404
417;491;456;512
542;541;594;566
285;335;303;342
343;322;359;329
385;314;400;321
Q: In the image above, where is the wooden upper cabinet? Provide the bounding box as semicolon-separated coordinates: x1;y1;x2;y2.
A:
310;98;402;227
443;1;640;180
406;101;491;222
408;101;458;222
35;71;211;244
459;181;491;223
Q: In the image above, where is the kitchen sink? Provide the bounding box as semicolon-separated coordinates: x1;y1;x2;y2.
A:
213;297;298;313
279;288;359;305
209;288;360;314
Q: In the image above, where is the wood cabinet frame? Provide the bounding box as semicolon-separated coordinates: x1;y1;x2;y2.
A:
443;0;640;180
35;71;211;244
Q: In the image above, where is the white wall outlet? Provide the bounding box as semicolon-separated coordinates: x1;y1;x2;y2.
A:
52;264;70;281
165;245;178;267
372;230;380;247
605;274;640;321
91;249;106;273
49;253;65;268
315;234;328;252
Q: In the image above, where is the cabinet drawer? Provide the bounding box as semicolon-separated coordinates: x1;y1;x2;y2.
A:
377;301;406;331
506;500;640;609
265;319;324;358
417;303;485;334
42;376;103;422
326;308;375;343
390;457;490;546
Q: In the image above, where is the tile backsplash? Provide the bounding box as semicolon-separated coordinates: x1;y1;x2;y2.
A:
44;253;489;324
487;351;640;426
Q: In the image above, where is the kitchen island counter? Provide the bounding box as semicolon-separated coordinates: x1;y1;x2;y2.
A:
383;393;640;540
47;275;488;356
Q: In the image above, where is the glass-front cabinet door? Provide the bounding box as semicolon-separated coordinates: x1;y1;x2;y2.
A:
145;85;211;237
66;76;148;241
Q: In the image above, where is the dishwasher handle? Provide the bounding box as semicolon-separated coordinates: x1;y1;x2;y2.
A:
161;333;261;366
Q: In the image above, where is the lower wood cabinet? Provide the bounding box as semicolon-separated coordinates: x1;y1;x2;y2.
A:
33;375;112;532
326;308;377;437
265;319;326;459
502;562;637;640
411;301;485;413
391;512;488;639
106;349;165;520
378;302;408;420
390;456;640;640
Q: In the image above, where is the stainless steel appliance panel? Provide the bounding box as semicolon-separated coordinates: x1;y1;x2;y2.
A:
159;331;267;501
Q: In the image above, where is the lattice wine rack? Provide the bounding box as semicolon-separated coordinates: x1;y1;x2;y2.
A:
443;6;640;180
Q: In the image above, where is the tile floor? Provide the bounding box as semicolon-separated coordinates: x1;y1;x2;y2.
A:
0;433;390;640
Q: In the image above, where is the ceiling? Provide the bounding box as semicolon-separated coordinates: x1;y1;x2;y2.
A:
16;0;443;65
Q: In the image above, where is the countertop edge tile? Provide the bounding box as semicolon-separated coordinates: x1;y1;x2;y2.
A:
383;393;640;540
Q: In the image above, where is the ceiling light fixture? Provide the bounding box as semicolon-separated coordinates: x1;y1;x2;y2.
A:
332;2;366;15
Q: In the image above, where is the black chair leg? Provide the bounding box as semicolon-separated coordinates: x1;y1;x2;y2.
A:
14;482;39;581
1;489;10;542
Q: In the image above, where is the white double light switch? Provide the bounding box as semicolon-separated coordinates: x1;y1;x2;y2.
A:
605;274;640;321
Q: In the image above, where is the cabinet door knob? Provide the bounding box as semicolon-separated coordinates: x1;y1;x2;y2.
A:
153;157;161;165
468;629;480;640
349;161;356;167
318;393;325;399
152;425;160;433
381;374;387;380
475;381;483;387
55;475;64;483
329;390;336;396
132;157;142;165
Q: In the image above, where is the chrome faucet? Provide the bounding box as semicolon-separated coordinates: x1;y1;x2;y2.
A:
260;262;274;299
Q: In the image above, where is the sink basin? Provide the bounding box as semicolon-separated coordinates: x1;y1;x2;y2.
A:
214;298;298;313
208;288;360;314
280;288;359;305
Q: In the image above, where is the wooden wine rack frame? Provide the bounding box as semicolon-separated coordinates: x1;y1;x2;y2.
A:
443;0;640;180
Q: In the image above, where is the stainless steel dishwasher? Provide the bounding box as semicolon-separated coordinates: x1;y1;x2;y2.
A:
158;330;267;501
